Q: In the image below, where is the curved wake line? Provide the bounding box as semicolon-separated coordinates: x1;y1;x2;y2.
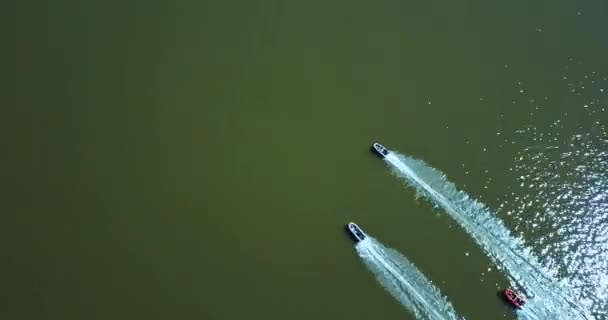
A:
383;152;594;320
356;237;463;320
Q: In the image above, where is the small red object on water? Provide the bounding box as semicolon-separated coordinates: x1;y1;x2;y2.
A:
504;288;526;308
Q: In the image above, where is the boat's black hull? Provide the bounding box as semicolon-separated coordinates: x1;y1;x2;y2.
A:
370;145;385;158
370;142;389;158
346;222;366;242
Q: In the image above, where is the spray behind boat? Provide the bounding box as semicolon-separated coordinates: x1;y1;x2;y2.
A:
345;222;463;320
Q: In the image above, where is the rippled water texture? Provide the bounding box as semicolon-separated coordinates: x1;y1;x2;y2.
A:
356;237;463;320
384;152;590;319
498;62;608;318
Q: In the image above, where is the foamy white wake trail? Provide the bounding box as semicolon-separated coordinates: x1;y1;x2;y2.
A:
383;152;594;320
356;237;463;320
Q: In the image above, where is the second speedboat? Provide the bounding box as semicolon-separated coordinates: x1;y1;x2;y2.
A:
346;222;367;242
371;142;390;158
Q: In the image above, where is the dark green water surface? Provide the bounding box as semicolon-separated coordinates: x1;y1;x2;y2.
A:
6;0;608;319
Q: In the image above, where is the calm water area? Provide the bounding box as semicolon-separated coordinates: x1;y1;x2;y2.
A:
5;1;608;319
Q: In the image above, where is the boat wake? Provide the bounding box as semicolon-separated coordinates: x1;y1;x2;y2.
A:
356;237;464;320
382;152;593;320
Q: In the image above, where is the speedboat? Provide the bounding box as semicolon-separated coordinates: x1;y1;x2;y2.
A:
346;222;367;242
371;142;390;158
503;288;526;308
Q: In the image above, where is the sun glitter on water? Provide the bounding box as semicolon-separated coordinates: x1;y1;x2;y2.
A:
498;60;608;318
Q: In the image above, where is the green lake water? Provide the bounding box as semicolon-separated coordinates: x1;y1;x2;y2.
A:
6;0;608;319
